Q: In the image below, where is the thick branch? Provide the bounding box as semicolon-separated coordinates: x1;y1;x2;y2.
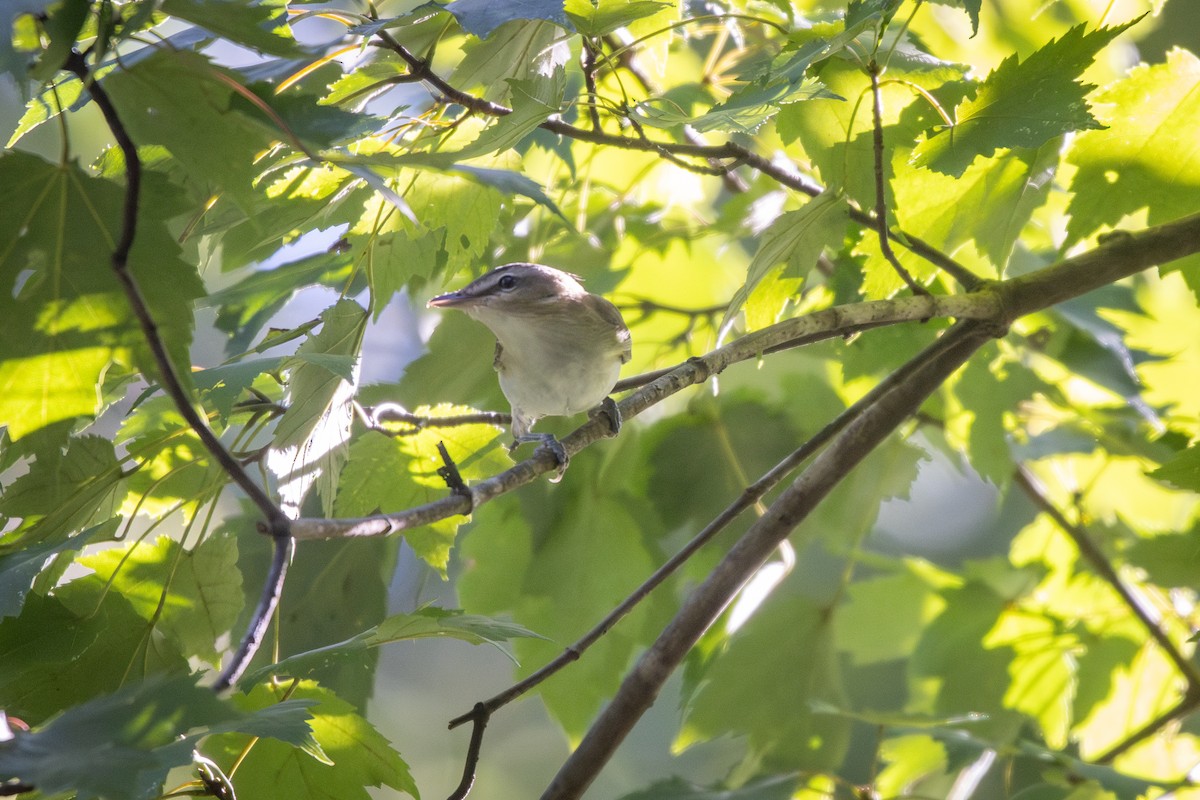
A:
541;321;999;800
447;323;977;729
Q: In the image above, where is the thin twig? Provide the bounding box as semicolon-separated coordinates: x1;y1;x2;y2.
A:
1014;466;1200;692
435;441;472;510
580;39;602;132
445;704;489;800
212;535;295;691
64;49;293;694
602;33;750;193
368;32;978;285
1093;696;1200;763
448;324;974;731
868;61;926;297
364;402;511;433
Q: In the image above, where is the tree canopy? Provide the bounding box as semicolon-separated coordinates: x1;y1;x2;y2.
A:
1;1;1200;799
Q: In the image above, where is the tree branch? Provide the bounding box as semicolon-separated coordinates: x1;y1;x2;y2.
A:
868;61;925;296
367;32;978;286
64;49;292;693
541;320;1000;800
447;322;978;731
1014;466;1200;693
289;290;1000;540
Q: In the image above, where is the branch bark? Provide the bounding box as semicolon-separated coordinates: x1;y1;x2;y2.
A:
289;291;1000;540
64;49;292;693
541;320;1000;799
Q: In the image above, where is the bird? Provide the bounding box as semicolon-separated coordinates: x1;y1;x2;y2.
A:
427;263;631;476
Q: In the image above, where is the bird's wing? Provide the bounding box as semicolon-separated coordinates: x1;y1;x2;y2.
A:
585;294;632;364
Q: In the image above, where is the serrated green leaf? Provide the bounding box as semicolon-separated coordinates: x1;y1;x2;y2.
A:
718;191;848;339
272;299;365;449
0;435;125;555
205;252;353;353
450;18;568;102
209;681;417;799
241;606;543;686
912;20;1137;176
446;0;569;38
0;519;114;619
458;438;668;739
333;409;508;573
0;674;314;800
0;152;202;439
77;533;242;665
161;0;303;57
102;49;278;209
564;0;670;37
1148;443;1200;492
29;0;88;82
1066;49;1200;251
681;595;851;769
834;567;947;665
0;580;191;723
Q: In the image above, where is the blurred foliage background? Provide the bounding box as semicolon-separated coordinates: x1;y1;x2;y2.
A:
2;0;1200;799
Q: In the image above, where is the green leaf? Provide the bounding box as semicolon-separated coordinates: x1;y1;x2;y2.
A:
392;77;560;166
102;49;279;209
0;674;314;800
205;252;353;353
0;152;202;439
0;436;125;561
77;533;242;665
909;579;1024;743
1125;525;1200;587
266;535;399;710
912;20;1138;177
209;681;417;800
834;563;949;665
160;0;304;57
564;0;671;37
272;299;366;449
1066;48;1200;250
0;585;190;723
453;165;566;220
334;412;508;572
450;19;568;103
690;78;837;134
445;0;569;38
0;519;114;619
458;439;669;738
718;191;849;339
944;344;1046;486
29;0;89;82
1148;443;1200;492
680;595;851;770
241;606;543;686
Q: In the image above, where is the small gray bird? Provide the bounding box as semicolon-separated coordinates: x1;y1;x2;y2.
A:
427;263;631;472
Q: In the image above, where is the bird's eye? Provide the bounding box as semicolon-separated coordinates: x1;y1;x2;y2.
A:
497;274;517;291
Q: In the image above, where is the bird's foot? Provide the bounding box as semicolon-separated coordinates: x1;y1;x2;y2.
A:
511;433;569;482
590;396;621;436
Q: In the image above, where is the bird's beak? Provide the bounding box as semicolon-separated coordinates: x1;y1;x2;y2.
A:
427;291;471;309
